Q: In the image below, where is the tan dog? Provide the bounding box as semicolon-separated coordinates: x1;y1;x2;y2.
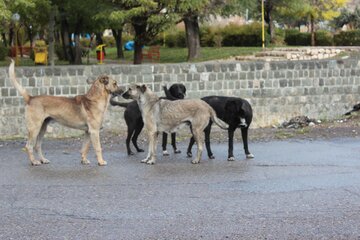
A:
8;60;123;166
122;84;228;164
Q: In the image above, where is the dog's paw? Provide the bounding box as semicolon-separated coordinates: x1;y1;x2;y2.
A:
209;155;215;159
174;149;181;154
163;150;169;156
31;160;42;166
191;159;200;164
41;158;50;164
137;149;145;153
227;156;235;161
81;159;90;165
146;159;156;165
141;158;149;163
128;152;135;156
187;152;192;158
246;153;254;159
98;161;107;166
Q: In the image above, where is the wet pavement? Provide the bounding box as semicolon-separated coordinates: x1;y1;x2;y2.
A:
1;137;360;239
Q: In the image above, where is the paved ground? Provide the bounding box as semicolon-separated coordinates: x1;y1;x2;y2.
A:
1;133;360;239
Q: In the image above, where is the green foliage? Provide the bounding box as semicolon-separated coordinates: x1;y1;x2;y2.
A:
316;30;334;46
221;22;267;47
334;30;360;46
0;45;8;60
164;30;186;48
55;43;66;61
284;29;311;46
102;36;116;48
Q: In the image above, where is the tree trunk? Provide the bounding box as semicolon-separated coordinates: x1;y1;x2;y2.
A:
74;34;82;65
183;15;201;61
112;28;124;59
310;15;315;46
132;22;147;64
133;40;143;65
48;7;56;66
59;7;71;62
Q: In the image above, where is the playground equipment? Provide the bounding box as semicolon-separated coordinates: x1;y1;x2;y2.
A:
96;44;106;64
34;46;48;65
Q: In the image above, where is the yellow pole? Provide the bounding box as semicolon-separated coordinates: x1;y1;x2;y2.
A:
261;0;265;49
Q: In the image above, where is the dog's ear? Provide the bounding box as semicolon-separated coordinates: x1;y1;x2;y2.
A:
139;84;147;93
86;76;96;84
99;75;109;85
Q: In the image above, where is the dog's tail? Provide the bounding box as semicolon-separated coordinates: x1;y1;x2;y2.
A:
9;59;30;104
209;107;228;130
110;96;129;108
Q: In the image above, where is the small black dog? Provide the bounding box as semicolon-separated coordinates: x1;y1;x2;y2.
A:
110;84;186;156
187;96;254;161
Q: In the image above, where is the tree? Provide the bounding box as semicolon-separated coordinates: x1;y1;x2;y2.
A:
333;7;360;29
0;0;12;46
51;0;103;64
174;0;225;61
283;0;348;46
109;0;177;64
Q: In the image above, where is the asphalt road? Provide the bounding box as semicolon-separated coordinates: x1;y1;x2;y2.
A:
1;137;360;239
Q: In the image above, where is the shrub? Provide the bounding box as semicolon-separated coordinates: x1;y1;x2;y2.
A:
284;29;311;46
315;30;334;46
0;45;8;60
334;30;360;46
221;22;267;47
164;30;186;48
200;26;216;47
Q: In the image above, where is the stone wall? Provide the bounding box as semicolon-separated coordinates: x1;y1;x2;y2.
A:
1;58;360;139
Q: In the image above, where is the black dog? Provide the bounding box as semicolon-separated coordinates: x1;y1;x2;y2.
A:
110;84;186;156
345;103;360;115
187;96;254;161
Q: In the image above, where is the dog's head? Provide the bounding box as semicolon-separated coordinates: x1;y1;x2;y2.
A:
122;84;147;100
88;75;123;96
225;100;250;128
169;83;186;99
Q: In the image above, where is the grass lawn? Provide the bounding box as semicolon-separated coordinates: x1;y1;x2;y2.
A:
102;46;262;63
0;46;262;66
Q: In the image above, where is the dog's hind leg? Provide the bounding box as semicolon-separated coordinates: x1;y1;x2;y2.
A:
26;120;43;166
162;132;169;156
81;131;91;164
35;120;50;164
191;129;204;164
132;120;144;153
186;136;195;158
204;123;214;159
241;127;254;159
171;133;181;154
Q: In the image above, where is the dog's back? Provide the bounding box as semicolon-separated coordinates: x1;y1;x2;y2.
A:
202;96;252;125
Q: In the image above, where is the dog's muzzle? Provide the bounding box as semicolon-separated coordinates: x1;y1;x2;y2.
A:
112;88;124;96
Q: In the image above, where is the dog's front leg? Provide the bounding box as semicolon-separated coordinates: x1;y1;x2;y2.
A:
81;131;91;165
142;131;158;164
89;129;107;166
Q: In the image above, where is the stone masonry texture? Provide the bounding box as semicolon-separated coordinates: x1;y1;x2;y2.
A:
1;58;360;138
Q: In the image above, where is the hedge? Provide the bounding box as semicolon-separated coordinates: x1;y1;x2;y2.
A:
334;30;360;46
